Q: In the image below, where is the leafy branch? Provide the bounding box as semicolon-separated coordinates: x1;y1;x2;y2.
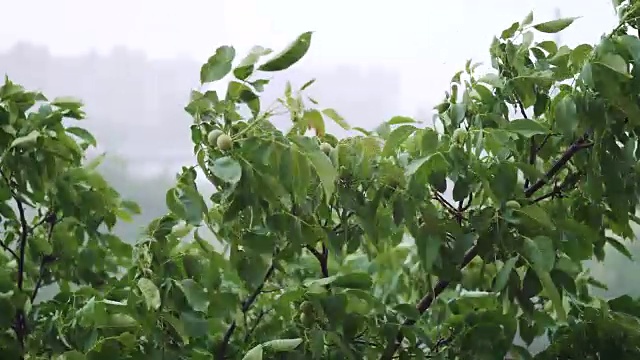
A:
217;261;277;360
381;134;594;359
380;244;479;359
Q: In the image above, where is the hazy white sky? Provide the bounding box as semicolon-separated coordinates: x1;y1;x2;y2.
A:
0;0;619;113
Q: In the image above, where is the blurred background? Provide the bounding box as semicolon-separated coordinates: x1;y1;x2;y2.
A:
0;0;634;300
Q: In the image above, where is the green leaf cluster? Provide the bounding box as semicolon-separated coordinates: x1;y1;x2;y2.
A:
4;5;640;360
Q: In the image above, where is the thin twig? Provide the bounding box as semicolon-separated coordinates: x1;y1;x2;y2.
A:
514;98;537;190
12;191;30;354
524;137;592;198
31;218;57;304
433;193;466;222
243;309;270;343
0;241;18;260
531;170;582;204
535;134;552;153
217;262;276;360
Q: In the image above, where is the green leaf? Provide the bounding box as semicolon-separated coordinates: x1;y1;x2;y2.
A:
382;125;417;156
405;152;449;177
105;313;138;328
501;22;519;39
258;32;313;72
234;46;273;80
9;130;40;149
137;278;161;310
387;116;417;125
55;351;86;360
52;96;83;109
416;234;442;271
242;345;263;360
506;119;549;137
532;17;579;33
493;256;519;292
447;103;466;126
226;81;260;117
305;272;372;290
176;279;209;313
31;235;53;255
489;162;518;202
392;304;419;323
554;95;577;136
178;186;205;226
291;136;338;200
166;188;185;219
66;127;97;146
211;156;242;184
332;273;373;290
304;109;325;136
322;108;350;129
163;314;190;345
522;236;555;273
200;46;236;84
537;270;567;323
263;338;303;352
522;11;534;26
301;78;316;90
606;236;633;260
595;53;631;77
120;199;141;214
516;205;555;229
618;35;640;63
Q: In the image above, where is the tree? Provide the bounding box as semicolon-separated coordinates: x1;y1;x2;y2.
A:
0;78;139;358
3;4;640;360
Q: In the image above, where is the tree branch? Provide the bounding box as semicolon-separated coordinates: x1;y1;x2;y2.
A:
13;194;30;354
306;243;330;285
243;309;270;343
0;240;18;261
380;244;479;359
514;98;538;190
30;218;58;304
433;193;466;223
524;137;592;198
381;138;592;359
217;261;276;360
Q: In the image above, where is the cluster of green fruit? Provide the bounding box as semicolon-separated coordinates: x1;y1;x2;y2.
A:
205;127;334;156
298;300;317;329
207;129;234;151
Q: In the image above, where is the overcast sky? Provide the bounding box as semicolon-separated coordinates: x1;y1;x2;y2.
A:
0;0;618;115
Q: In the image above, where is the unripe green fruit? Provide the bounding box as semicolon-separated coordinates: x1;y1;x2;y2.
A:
171;221;192;237
506;200;521;209
183;254;203;278
300;313;314;328
207;129;224;146
300;301;314;315
320;142;332;155
217;134;233;151
452;128;468;145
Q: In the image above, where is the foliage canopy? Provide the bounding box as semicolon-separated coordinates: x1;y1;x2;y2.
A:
3;3;640;360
